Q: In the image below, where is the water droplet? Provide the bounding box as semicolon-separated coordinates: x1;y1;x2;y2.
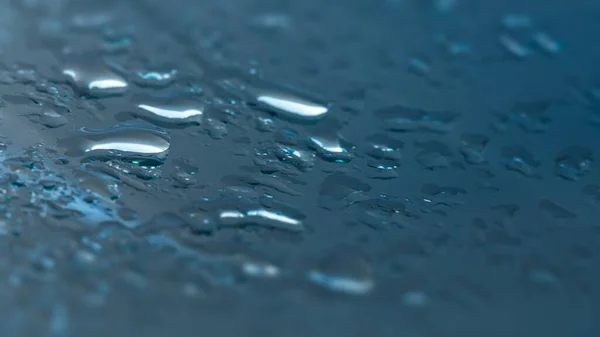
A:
269;143;315;171
415;141;454;170
255;93;328;121
50;303;69;337
375;105;458;133
408;57;431;76
499;34;530;58
74;165;121;201
555;147;593;181
70;12;112;30
252;13;291;30
366;134;403;158
58;124;170;165
172;158;199;188
132;67;178;88
119;93;204;128
532;32;561;55
308;247;373;295
225;80;329;122
402;291;429;307
218;208;304;232
459;133;489;164
241;260;281;278
62;57;128;97
38;107;68;128
502;14;532;29
502;146;539;177
204;118;228;139
539;200;576;219
319;172;371;210
308;135;353;162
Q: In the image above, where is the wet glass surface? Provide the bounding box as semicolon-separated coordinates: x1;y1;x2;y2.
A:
0;0;599;336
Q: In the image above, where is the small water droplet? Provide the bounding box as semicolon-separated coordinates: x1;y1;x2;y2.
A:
308;135;353;162
532;32;561;55
252;13;291;30
539;199;576;219
499;34;530;58
502;14;532;29
459;133;489;164
375;105;458;133
555;147;592;181
132;67;178;88
502;146;539;177
38;107;68;128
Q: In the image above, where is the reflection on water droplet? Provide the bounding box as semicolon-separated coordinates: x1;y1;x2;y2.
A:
58;124;170;165
62;58;128;97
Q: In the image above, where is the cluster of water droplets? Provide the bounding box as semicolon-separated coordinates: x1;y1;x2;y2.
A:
0;0;598;335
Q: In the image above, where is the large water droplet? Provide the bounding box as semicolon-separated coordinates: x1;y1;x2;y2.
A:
62;57;128;97
58;124;170;165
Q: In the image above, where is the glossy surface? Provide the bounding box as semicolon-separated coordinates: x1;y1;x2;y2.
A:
0;0;598;336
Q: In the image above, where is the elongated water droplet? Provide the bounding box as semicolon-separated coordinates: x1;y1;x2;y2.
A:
119;93;204;128
218;208;304;232
62;57;128;97
308;247;373;295
58;124;170;165
223;79;329;122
